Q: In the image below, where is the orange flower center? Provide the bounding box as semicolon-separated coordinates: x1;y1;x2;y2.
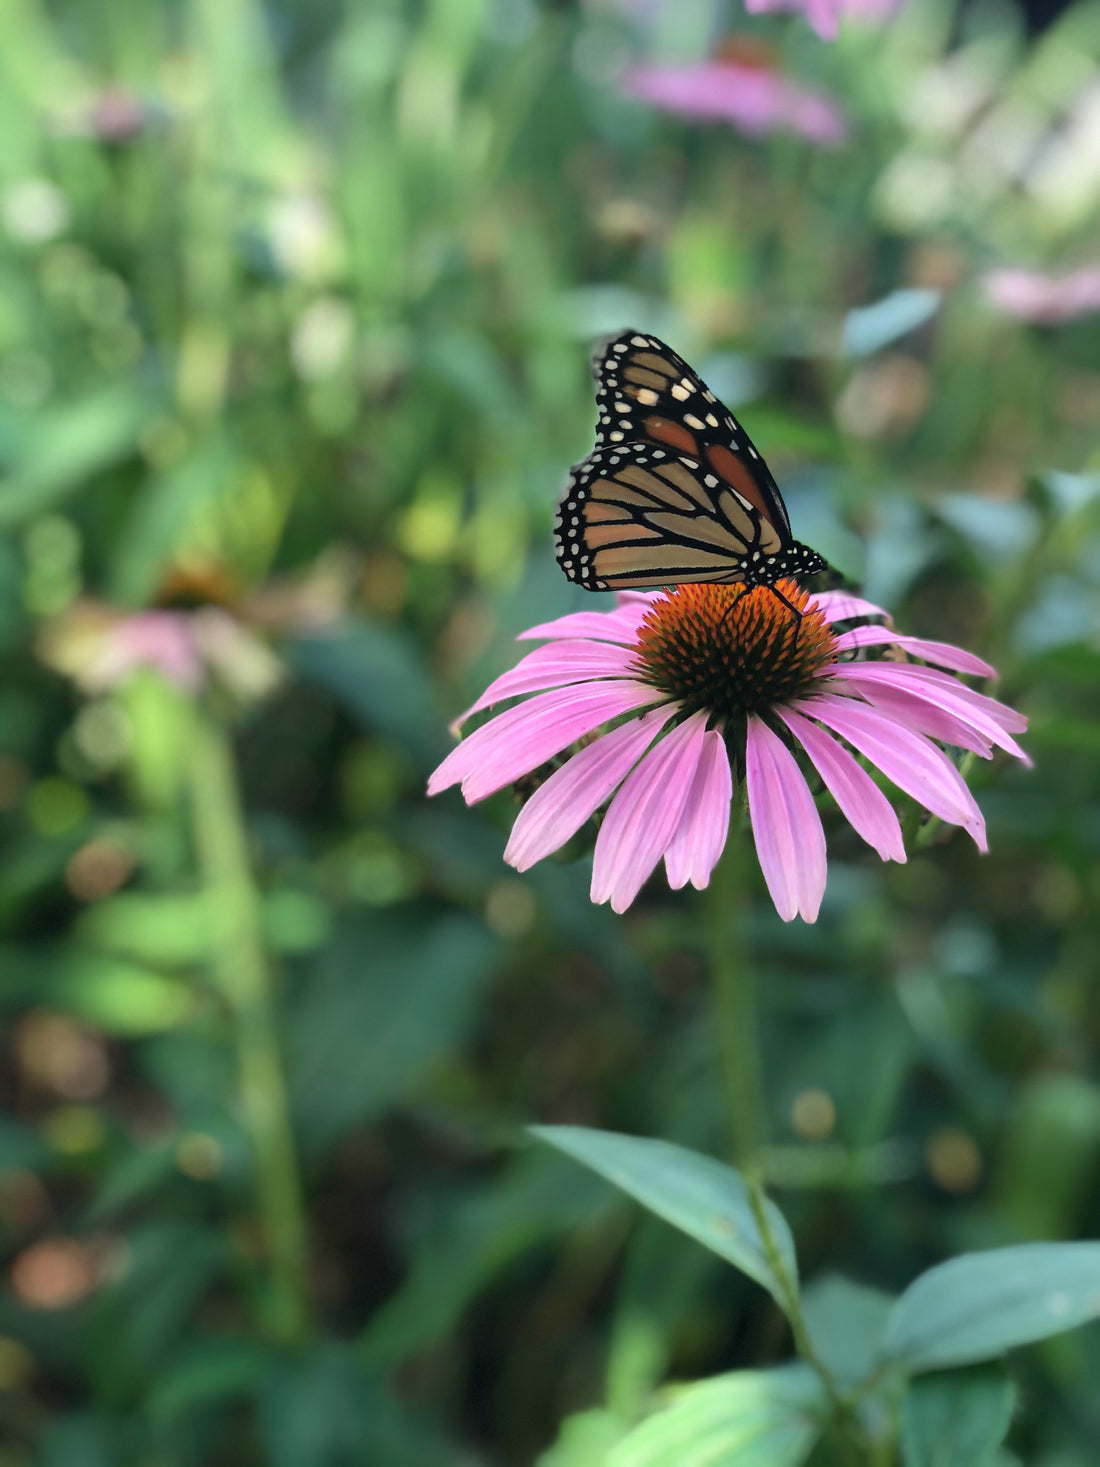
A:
631;581;838;722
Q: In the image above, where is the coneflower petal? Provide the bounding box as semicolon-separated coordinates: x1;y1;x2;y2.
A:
504;706;674;871
746;716;827;922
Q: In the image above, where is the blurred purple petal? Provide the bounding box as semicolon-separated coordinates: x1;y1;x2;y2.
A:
623;60;846;146
984;265;1100;325
745;0;902;38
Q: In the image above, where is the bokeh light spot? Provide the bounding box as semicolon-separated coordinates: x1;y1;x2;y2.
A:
10;1238;96;1310
790;1087;837;1141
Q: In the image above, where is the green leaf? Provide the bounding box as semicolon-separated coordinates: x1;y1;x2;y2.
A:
902;1366;1015;1467
802;1274;894;1387
290;620;447;769
0;384;155;528
361;1149;608;1366
52;952;196;1036
107;438;239;605
288;912;502;1152
531;1127;797;1311
260;1344;468;1467
148;1338;273;1427
609;1365;825;1467
77;893;218;967
537;1409;629;1467
881;1243;1100;1372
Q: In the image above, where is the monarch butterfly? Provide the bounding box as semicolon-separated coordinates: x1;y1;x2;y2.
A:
554;330;829;618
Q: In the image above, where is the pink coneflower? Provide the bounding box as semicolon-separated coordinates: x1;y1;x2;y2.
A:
622;58;846;146
429;583;1028;922
983;265;1100;325
745;0;903;41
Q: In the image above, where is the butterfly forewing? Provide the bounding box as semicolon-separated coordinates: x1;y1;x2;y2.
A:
556;330;803;591
591;330;793;541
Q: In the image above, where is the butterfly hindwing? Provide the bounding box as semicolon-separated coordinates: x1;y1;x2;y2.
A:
555;440;785;591
591;330;793;543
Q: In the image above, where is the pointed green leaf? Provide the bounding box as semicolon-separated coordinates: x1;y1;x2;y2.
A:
609;1365;825;1467
531;1127;797;1310
902;1365;1015;1467
882;1243;1100;1372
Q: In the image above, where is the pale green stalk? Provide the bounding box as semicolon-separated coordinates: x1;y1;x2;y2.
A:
188;713;310;1346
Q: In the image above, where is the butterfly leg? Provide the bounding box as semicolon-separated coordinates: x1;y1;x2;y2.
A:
766;584;805;638
716;583;751;637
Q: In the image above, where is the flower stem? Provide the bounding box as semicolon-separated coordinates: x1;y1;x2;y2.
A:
707;802;866;1464
706;802;765;1169
188;713;310;1347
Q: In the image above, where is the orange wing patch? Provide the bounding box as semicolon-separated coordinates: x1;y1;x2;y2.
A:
643;416;700;456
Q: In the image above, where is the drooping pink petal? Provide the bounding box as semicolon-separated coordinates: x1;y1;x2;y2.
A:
794;692;987;850
591;712;710;913
828;674;995;760
664;730;734;891
876;663;1028;734
777;707;905;862
518;605;649;645
504;706;675;871
830;625;994;677
745;716;827;922
451;639;640;732
831;664;1030;763
428;681;663;800
810;591;890;625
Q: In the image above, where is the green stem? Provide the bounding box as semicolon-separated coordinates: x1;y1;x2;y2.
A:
707;806;867;1465
706;801;765;1169
188;713;310;1347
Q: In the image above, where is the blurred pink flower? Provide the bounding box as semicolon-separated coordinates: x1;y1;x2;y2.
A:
39;551;358;699
429;583;1027;922
983;265;1100;325
745;0;902;41
622;59;846;145
39;601;283;699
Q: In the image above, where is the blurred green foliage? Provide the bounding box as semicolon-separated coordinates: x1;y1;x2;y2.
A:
1;0;1099;1463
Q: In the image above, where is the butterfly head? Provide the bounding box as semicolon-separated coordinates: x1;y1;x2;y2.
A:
740;540;829;590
